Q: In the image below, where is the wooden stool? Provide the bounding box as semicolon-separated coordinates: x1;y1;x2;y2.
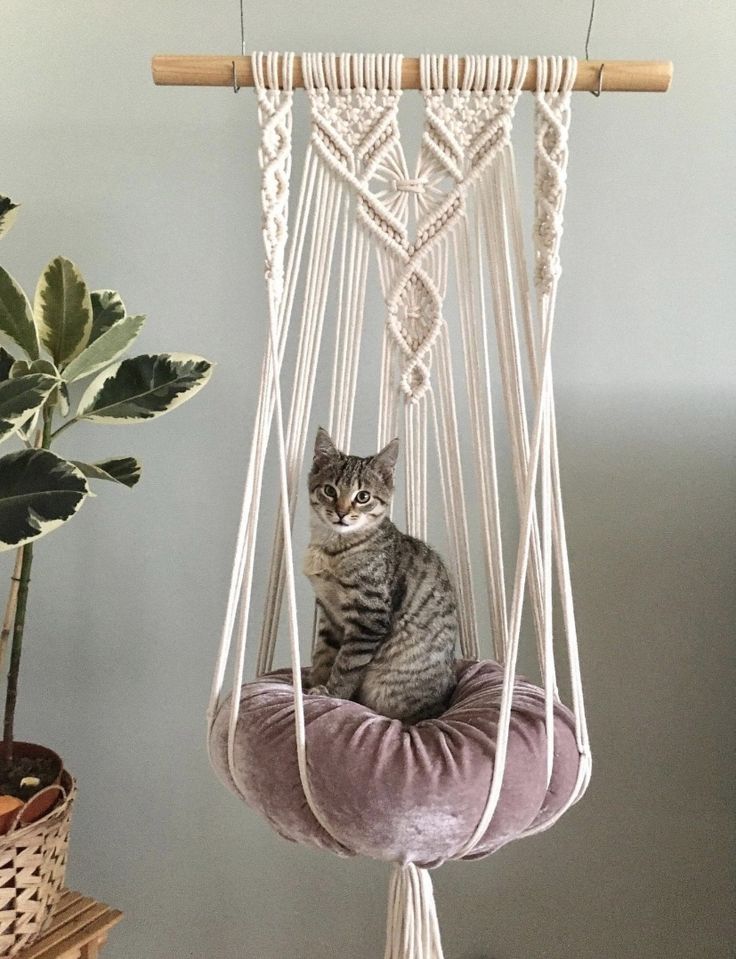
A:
17;890;122;959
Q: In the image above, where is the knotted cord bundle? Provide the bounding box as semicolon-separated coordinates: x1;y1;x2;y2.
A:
208;52;592;959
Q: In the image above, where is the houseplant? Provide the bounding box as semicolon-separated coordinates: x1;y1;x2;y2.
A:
0;194;213;954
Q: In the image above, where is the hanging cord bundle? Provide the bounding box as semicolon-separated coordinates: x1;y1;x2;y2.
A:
204;51;594;959
147;0;674;948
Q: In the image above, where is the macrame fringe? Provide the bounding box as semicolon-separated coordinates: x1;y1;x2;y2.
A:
385;864;444;959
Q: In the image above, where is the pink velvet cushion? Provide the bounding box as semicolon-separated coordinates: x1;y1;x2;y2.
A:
209;660;581;867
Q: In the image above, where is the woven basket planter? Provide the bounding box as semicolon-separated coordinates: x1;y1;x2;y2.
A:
0;770;75;957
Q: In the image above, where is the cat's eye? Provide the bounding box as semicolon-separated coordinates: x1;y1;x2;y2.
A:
323;484;337;499
354;490;371;504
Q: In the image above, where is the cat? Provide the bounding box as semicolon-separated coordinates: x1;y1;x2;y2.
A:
303;427;458;723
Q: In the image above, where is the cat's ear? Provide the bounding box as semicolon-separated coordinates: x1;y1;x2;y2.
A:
313;427;339;467
373;437;399;481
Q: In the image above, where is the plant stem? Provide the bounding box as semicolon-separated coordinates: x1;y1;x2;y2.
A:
41;405;54;448
2;544;33;761
49;416;78;441
1;404;53;762
0;548;24;672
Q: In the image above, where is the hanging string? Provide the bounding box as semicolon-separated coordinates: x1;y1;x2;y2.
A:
584;0;597;61
238;0;245;55
584;0;605;96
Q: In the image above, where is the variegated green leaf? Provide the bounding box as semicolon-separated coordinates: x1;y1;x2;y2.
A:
56;381;70;416
0;449;88;550
0;374;58;444
63;313;145;383
8;360;59;435
32;359;58;376
34;256;92;368
77;353;213;423
0;347;15;382
10;358;57;378
9;360;30;378
0;266;39;360
0;196;20;239
89;290;126;344
72;456;141;488
44;366;69;416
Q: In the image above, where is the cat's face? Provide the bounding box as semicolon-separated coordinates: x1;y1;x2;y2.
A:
308;428;399;536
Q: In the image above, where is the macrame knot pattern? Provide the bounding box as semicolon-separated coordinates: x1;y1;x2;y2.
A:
387;284;441;402
305;54;530;401
533;56;577;296
394;177;427;194
253;52;295;301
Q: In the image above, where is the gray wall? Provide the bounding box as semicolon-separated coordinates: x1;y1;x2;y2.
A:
3;2;734;957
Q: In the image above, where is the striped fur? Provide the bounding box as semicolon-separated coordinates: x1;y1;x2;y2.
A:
304;428;458;723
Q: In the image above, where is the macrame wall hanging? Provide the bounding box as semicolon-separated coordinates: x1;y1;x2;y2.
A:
153;41;672;959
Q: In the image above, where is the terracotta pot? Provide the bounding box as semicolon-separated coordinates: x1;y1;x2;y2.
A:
0;796;23;833
0;741;64;832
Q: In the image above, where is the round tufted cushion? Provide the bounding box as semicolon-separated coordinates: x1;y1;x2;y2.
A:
209;659;581;867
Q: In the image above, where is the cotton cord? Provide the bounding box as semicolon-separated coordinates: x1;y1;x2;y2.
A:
385;864;444;959
212;51;591;959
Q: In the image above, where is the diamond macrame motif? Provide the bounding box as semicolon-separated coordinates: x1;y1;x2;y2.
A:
309;83;516;398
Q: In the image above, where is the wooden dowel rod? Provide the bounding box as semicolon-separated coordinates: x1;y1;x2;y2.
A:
151;55;672;93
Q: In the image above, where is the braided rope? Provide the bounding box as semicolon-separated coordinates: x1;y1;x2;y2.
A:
254;52;294;299
534;56;575;295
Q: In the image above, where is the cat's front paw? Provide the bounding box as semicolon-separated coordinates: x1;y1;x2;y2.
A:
306;684;331;696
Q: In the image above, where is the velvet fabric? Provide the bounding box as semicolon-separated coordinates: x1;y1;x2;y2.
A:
209;660;581;867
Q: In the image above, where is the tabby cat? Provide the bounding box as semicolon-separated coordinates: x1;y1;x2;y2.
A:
303;428;458;723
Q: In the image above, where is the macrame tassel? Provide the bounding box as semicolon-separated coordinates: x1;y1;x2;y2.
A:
384;864;445;959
